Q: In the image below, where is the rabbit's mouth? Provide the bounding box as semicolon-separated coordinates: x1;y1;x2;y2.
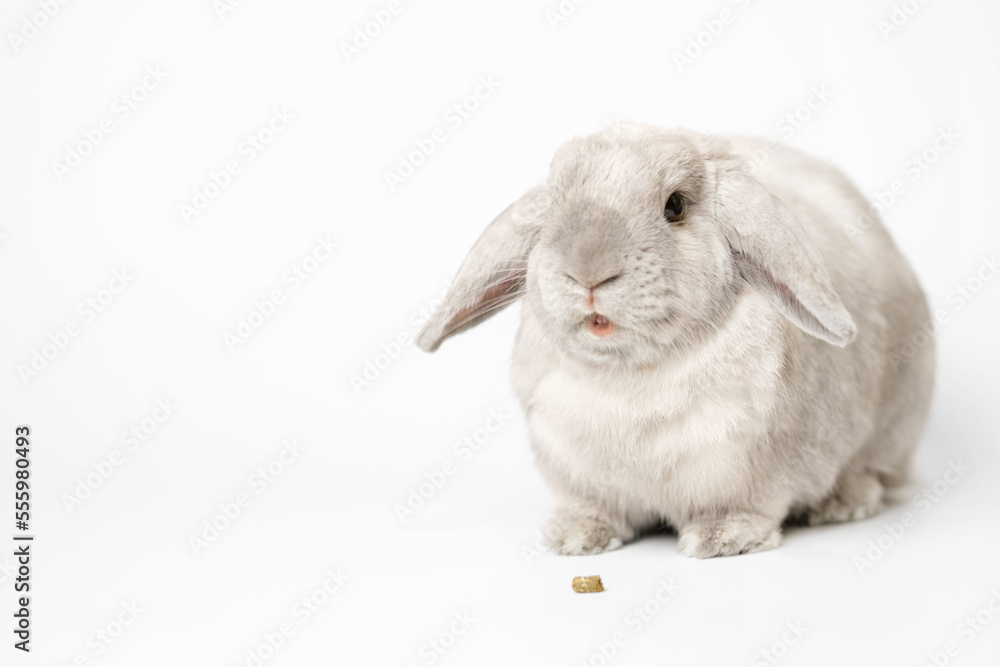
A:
588;313;615;338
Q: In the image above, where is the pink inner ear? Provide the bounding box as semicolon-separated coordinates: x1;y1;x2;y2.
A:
448;276;522;333
773;279;795;298
771;275;814;321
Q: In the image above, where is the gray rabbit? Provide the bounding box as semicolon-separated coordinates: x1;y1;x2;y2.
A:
417;124;934;558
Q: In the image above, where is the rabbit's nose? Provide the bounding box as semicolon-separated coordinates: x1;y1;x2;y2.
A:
560;230;625;290
564;270;621;290
554;199;629;288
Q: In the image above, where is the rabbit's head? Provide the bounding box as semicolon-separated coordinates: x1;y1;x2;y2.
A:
417;124;856;365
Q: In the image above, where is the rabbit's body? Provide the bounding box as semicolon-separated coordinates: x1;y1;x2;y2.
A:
514;288;787;534
419;125;934;558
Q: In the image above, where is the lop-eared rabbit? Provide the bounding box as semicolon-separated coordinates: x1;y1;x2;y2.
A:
417;124;934;558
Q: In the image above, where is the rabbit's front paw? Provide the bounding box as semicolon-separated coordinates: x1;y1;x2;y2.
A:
545;511;626;556
678;513;781;558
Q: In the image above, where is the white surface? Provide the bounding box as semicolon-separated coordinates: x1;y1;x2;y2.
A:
1;0;999;665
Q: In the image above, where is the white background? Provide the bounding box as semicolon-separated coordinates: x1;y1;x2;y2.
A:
2;0;999;665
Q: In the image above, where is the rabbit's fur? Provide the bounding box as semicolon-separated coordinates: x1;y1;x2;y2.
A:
417;124;934;558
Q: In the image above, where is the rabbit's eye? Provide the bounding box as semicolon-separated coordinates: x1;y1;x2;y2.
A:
664;192;685;223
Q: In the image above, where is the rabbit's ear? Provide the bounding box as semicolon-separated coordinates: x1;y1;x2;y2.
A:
417;188;547;352
715;169;857;347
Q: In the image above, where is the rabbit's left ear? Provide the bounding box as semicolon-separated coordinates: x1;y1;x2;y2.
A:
417;187;548;352
715;169;857;347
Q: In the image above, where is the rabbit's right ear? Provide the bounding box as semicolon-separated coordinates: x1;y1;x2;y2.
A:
714;167;857;347
417;187;548;352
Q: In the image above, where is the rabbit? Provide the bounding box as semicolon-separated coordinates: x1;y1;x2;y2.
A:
416;123;934;558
